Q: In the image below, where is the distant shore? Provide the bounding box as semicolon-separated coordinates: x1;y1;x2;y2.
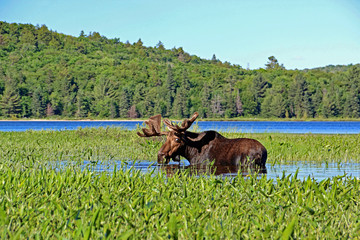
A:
0;118;360;122
0;119;142;122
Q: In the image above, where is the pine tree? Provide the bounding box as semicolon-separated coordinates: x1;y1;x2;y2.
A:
118;89;130;118
251;73;268;115
211;54;217;63
288;74;307;118
0;87;21;117
201;83;211;118
31;87;45;118
343;85;360;118
265;56;285;70
75;91;90;118
164;65;176;116
156;41;165;50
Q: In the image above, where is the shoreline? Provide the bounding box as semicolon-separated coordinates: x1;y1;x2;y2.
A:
0;119;143;122
0;118;360;122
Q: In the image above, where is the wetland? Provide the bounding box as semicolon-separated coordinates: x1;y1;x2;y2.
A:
0;127;359;238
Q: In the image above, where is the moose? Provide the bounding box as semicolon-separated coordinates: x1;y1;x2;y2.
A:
137;112;267;167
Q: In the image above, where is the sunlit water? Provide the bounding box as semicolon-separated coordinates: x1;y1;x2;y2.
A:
1;120;360;133
52;160;360;181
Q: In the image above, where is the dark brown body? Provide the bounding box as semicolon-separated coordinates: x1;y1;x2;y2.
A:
158;130;267;167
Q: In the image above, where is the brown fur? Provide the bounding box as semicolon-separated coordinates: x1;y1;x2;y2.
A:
158;130;267;167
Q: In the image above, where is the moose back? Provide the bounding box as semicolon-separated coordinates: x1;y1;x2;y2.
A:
137;112;267;167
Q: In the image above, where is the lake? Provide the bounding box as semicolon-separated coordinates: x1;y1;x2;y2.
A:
54;160;360;181
1;120;360;133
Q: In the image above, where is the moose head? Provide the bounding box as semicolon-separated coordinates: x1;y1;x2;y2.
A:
137;112;199;164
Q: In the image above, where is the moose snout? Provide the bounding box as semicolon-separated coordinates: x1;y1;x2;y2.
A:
157;151;170;164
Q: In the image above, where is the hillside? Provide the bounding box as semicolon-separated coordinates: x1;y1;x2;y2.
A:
302;64;360;73
0;21;359;119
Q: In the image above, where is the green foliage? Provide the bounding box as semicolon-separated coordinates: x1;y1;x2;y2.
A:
0;128;359;165
0;128;360;238
0;128;359;238
0;21;360;119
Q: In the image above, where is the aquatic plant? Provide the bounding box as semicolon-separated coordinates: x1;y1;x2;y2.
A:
0;128;359;164
0;128;360;238
0;163;359;239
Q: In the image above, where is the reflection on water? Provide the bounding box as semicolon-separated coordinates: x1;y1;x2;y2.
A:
268;162;360;180
159;163;267;178
53;160;360;181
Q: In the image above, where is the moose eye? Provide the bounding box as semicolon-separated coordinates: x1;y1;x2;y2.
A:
175;138;181;143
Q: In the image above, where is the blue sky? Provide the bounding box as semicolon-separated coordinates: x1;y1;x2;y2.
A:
1;0;360;69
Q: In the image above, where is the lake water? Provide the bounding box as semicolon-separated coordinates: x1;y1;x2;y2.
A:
53;160;360;181
1;120;360;134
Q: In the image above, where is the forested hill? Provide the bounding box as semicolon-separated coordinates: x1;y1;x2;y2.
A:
0;21;359;119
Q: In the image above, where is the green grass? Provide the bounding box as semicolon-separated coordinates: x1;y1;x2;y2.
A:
0;127;359;164
1;128;360;239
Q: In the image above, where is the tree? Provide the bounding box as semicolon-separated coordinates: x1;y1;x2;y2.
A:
118;89;130;118
252;73;269;99
200;82;211;118
173;70;190;117
19;27;36;47
134;38;143;48
75;91;90;118
110;101;118;118
235;90;243;116
265;56;285;70
156;41;165;50
164;65;176;116
0;86;21;117
343;66;360;117
210;94;224;117
31;87;45;118
46;102;54;117
2;21;360;120
241;91;258;116
173;90;187;118
92;77;117;117
128;105;138;118
288;74;308;118
211;54;217;63
251;73;269;114
343;85;360;118
37;24;52;49
261;91;286;118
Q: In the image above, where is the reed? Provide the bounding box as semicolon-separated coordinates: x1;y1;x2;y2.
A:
0;127;359;164
0;164;359;239
1;128;360;238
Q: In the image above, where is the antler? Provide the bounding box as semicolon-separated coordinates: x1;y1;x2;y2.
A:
163;112;199;132
137;114;168;137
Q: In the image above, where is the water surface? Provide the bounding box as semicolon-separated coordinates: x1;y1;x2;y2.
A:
1;120;360;133
54;160;360;181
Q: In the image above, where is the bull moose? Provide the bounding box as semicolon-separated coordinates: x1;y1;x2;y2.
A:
137;112;267;167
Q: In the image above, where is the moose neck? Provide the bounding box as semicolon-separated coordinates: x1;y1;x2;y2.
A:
181;131;215;165
183;145;202;164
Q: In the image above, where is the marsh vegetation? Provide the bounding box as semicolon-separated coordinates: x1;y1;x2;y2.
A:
0;128;359;238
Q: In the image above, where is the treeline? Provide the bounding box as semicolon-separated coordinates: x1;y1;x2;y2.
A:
0;21;359;119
